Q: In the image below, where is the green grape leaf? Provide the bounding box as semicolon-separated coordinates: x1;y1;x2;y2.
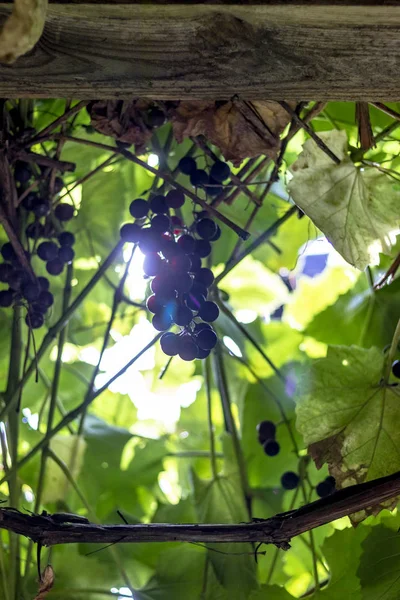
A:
295;346;400;519
288;130;400;270
249;585;294;599
358;524;400;600
43;434;87;503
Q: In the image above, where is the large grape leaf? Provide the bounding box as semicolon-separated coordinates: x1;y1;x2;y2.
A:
358;523;400;600
249;585;294;599
295;346;400;516
288;130;400;270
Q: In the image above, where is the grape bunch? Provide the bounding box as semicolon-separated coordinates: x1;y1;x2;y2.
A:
0;160;76;329
120;188;223;361
178;156;231;197
256;420;280;456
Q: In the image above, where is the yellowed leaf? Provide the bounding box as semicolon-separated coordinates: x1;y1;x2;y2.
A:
0;0;47;64
35;565;54;600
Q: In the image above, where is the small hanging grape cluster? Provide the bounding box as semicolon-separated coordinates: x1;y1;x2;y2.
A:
120;188;222;361
0;160;76;329
256;420;280;456
178;156;231;196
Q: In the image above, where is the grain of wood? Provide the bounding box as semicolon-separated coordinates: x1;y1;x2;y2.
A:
0;3;399;98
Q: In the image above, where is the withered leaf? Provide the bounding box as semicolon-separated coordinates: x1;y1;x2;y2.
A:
34;565;54;600
171;100;296;165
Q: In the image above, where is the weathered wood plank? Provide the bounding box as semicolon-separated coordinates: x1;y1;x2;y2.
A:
0;3;399;99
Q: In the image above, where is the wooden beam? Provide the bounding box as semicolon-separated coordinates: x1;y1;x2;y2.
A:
0;3;399;99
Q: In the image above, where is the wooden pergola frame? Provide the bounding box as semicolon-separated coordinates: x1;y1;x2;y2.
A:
0;0;399;99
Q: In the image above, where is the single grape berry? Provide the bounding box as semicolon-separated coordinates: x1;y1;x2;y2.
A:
129;198;149;219
25;312;44;329
392;360;400;379
33;199;51;218
14;162;31;183
178;337;199;361
21;192;38;211
171;215;183;232
0;290;13;307
38;290;54;308
205;177;220;197
143;253;164;277
199;301;219;322
160;332;179;356
21;282;40;302
37;276;50;291
196;218;218;241
196;328;217;350
325;476;336;488
152;311;173;332
281;471;300;491
190;169;208;188
256;420;276;444
58;246;75;264
120;223;142;243
8;270;26;290
54;177;64;194
146;294;164;314
263;440;280;457
188;253;202;272
151;274;175;297
178;235;196;255
171;272;193;294
172;305;193;327
191;281;208;300
210;160;231;183
55;203;74;222
151;214;170;234
37;241;58;262
194;240;212;258
58;231;75;247
178;156;197;176
195;268;214;288
139;228;163;254
0;263;13;283
193;322;212;333
1;243;16;262
316;480;334;498
147;107;166;128
30;302;48;315
165;190;185;209
46;258;64;276
210;225;222;242
185;292;205;311
170;254;192;273
26;222;44;240
161;240;182;260
150;195;168;215
196;346;211;359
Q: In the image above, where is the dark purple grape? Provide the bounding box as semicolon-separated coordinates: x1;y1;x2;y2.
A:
160;332;179;356
161;240;182;260
185;292;205;311
129;198;149;219
120;222;142;243
38;290;54;308
151;274;175;297
171;216;183;231
316;480;334;498
281;472;299;490
21;282;40;302
188;253;202;272
195;268;214;288
194;240;212;258
205;177;220;197
46;258;64;276
30;302;48;315
143;253;164;277
196;346;211;359
0;263;13;283
171;272;193;294
14;162;31;183
199;301;219;323
147;108;166;128
210;160;230;183
196;218;218;241
32;198;51;218
152;311;173;332
37;241;58;261
172;305;193;327
210;225;222;242
139;228;163;254
151;214;170;234
26;222;44;240
37;276;49;291
54;177;64;194
178;157;196;176
58;231;75;247
196;328;217;350
177;235;196;255
55;203;74;222
58;246;75;264
165;189;185;209
178;336;198;361
256;421;276;444
326;476;336;488
263;440;280;457
8;270;26;290
0;290;13;307
21;192;38;211
1;243;16;262
150;195;168;215
392;360;400;379
190;169;208;188
25;311;44;329
146;294;164;314
191;281;208;300
193;322;212;333
170;254;192;273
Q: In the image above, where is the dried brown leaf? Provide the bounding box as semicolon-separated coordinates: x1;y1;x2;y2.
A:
34;565;54;600
88;100;154;153
0;0;47;64
171;100;295;165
